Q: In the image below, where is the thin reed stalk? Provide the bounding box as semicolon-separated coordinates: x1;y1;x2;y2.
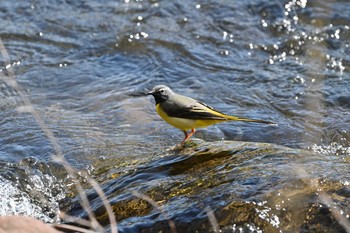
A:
0;37;118;233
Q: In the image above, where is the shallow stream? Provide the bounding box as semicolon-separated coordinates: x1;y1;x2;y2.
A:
0;0;349;232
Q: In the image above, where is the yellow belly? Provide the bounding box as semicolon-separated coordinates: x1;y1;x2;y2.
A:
156;104;222;131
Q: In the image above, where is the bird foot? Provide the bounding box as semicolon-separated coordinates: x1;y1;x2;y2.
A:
179;139;201;149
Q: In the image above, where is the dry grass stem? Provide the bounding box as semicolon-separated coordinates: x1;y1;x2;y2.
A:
205;206;220;233
59;212;95;228
0;37;118;233
80;170;118;232
52;223;98;233
296;166;350;233
132;190;178;233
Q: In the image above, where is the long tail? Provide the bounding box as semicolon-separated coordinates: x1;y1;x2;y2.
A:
225;115;277;126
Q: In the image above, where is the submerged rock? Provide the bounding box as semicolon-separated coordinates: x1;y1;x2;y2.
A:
68;140;350;233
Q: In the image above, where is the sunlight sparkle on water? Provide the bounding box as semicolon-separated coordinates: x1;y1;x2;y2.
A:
128;32;148;42
221;50;229;56
223;31;228;40
261;19;268;27
311;142;350;156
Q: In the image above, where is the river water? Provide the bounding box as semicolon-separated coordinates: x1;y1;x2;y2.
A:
0;0;349;232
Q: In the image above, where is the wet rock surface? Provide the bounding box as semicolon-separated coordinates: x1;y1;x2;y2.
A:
68;140;350;232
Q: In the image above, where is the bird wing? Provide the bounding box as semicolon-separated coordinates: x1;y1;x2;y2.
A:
161;94;228;120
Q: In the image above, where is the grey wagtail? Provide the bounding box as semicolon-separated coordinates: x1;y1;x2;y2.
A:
147;85;276;145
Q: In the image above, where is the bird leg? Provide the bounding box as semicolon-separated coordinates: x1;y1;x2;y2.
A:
181;129;196;145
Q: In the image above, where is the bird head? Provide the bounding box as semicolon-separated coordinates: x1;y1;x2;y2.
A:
146;85;173;104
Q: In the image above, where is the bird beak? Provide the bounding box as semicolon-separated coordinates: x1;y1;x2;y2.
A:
146;91;153;96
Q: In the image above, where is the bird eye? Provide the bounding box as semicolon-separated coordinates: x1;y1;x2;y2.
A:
159;89;165;93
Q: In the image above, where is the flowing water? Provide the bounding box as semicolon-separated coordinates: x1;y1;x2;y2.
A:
0;0;349;232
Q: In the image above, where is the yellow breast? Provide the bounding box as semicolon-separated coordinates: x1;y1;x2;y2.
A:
155;104;222;131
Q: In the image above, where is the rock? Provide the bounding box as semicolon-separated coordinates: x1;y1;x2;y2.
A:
0;216;62;233
67;140;350;232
